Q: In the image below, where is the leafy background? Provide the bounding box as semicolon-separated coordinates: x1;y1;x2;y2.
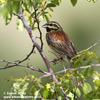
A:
0;0;100;99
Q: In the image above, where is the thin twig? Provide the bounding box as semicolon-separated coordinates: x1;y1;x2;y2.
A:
31;7;47;29
78;40;100;54
18;45;35;63
37;22;44;50
0;60;47;74
55;64;100;74
1;59;99;78
39;64;100;78
61;62;67;74
33;1;43;50
13;13;20;18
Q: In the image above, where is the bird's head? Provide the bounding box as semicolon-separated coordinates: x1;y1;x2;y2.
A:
42;21;63;32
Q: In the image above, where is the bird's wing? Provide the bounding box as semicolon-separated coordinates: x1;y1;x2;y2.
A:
47;31;77;59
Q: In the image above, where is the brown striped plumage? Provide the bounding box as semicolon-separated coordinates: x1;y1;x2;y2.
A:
46;31;77;59
42;21;77;64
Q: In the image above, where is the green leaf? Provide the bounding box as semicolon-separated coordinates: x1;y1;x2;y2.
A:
43;90;50;99
70;0;77;6
94;79;100;87
51;0;60;5
84;61;91;66
13;82;21;90
20;83;28;96
69;79;75;90
0;2;9;18
49;7;54;12
25;0;32;6
34;0;38;8
5;13;12;25
48;92;54;99
23;0;32;14
44;15;50;22
12;1;21;14
62;80;69;88
28;16;33;26
75;88;81;97
82;67;93;79
31;12;35;17
82;82;92;94
55;87;63;97
92;0;98;3
17;18;24;31
86;91;96;99
0;0;13;19
98;57;100;63
34;90;39;99
74;59;82;68
47;3;56;7
58;96;62;100
67;92;74;99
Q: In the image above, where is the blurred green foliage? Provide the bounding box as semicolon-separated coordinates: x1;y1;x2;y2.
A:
0;0;98;30
0;0;100;100
0;0;62;30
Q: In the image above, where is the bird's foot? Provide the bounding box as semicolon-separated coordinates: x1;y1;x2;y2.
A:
52;57;64;64
52;58;57;64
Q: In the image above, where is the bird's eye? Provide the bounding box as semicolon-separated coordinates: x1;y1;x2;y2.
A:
49;24;52;26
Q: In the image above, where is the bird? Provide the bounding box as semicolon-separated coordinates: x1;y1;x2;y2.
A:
42;21;77;66
42;21;78;87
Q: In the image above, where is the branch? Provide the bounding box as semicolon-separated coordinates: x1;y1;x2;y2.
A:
0;60;47;74
37;21;44;50
33;2;43;50
55;64;100;74
18;7;54;77
13;13;21;18
18;45;35;63
78;40;100;54
31;7;47;29
40;64;100;78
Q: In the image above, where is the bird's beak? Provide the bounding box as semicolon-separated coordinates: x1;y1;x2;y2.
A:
42;24;48;28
